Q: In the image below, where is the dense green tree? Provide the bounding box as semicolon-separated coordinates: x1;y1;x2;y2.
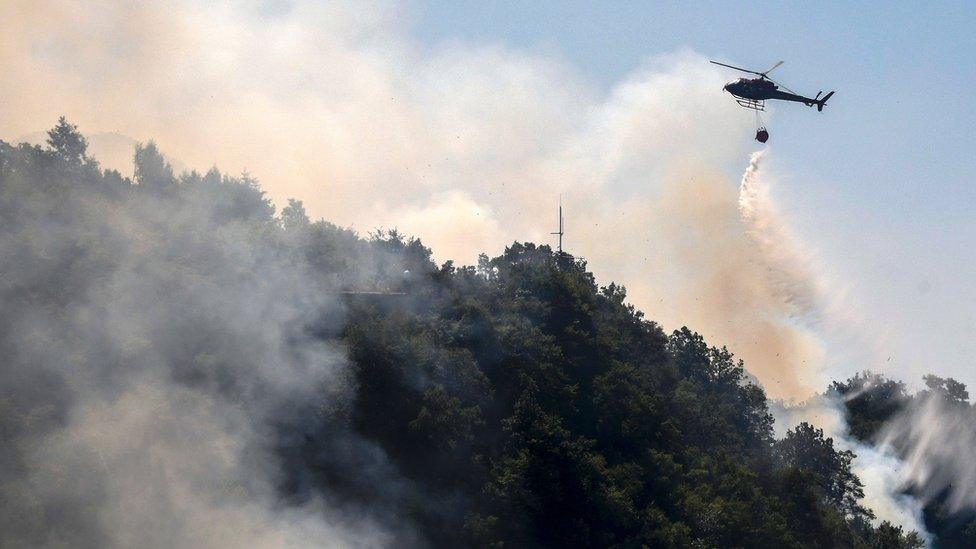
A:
776;422;871;522
830;372;910;442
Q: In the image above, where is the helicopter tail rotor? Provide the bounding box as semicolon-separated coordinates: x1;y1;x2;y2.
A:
816;91;835;112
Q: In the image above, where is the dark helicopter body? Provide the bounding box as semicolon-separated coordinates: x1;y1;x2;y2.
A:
709;60;834;142
710;60;834;112
723;77;834;111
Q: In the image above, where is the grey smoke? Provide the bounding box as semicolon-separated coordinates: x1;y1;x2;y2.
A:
880;393;976;514
0;142;405;547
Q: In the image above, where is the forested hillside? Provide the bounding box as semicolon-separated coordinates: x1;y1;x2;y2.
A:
0;119;926;547
834;373;976;547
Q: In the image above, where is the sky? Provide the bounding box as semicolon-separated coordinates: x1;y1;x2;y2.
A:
413;0;976;390
2;0;974;397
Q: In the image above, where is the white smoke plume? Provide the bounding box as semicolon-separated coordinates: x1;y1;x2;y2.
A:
770;395;930;541
880;394;976;514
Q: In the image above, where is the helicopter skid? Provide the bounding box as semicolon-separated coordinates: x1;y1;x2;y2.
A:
735;98;765;111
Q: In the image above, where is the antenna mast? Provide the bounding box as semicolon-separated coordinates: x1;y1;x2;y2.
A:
551;195;564;254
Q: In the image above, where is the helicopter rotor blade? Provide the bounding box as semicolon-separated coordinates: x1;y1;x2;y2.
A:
767;77;800;96
762;60;784;76
709;60;764;77
711;59;805;95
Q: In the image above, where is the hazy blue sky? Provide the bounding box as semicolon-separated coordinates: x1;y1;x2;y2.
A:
413;0;976;388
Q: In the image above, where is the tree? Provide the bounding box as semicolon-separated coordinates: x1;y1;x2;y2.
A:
46;116;89;165
868;521;925;549
776;422;871;521
922;374;970;406
280;198;310;231
134;140;175;189
831;372;910;442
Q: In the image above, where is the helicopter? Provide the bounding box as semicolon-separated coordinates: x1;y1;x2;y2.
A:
710;60;834;142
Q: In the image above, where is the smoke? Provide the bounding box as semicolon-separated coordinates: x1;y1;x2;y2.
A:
17;379;387;549
7;1;828;392
0;0;856;401
771;396;931;541
0;155;407;546
0;1;959;543
880;394;976;514
737;153;936;536
634;150;833;398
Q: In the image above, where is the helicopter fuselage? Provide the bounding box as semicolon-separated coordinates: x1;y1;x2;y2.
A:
723;77;819;106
